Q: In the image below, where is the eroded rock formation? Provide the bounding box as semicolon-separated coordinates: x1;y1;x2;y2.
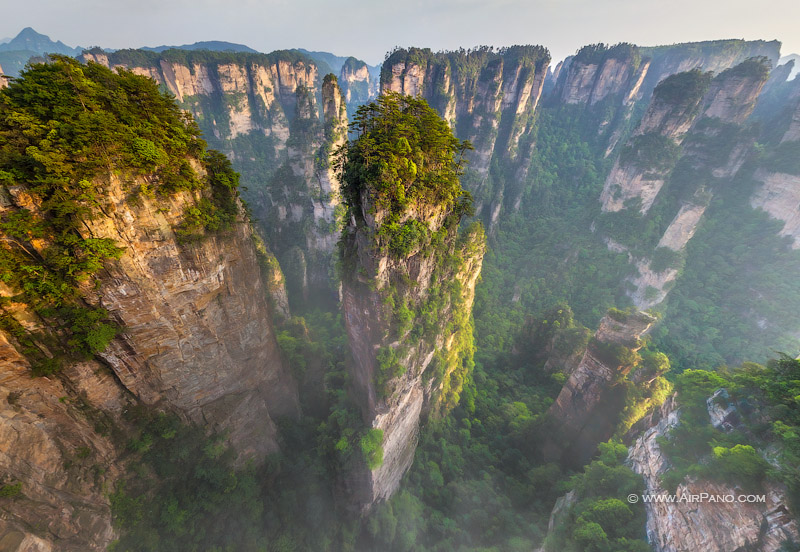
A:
337;95;486;510
380;46;550;220
598;59;771;308
751;98;800;248
544;310;656;465
627;395;799;551
81;49;348;297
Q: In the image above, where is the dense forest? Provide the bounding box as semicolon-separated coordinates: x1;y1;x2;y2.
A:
0;31;799;552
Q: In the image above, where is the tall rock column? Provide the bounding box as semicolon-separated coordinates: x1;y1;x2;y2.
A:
0;58;298;550
380;46;550;224
543;309;657;465
597;58;771;308
337;93;485;510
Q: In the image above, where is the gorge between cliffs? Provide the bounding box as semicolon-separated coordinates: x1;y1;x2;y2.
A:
0;23;799;552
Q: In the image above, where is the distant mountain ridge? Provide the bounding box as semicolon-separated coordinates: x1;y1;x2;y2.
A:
0;27;83;77
141;40;258;53
0;26;81;56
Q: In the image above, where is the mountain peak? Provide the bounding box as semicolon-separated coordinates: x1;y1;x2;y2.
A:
0;27;81;56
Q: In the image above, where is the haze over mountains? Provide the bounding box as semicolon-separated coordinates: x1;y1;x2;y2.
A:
1;21;800;552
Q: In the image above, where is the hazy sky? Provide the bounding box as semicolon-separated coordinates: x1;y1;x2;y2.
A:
2;0;798;65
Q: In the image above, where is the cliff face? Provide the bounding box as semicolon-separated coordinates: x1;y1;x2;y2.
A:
597;59;770;308
380;47;550;222
548;40;779;157
544;310;656;465
339;57;379;112
84;171;298;454
640;40;780;95
627;396;799;552
0;61;298;550
81;49;347;299
340;219;485;510
0;333;126;552
751;99;800;248
337;94;486;510
555;44;649;106
0;170;298;550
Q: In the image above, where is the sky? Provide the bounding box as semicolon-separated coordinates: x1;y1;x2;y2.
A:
2;0;798;65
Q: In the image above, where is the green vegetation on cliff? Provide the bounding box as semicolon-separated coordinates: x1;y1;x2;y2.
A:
659;357;800;508
0;56;241;372
338;92;485;405
573;43;642;72
339;91;474;253
651;69;712;106
541;442;649;552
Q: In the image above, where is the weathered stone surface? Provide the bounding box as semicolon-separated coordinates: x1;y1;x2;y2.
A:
782;98;800;143
74;170;298;460
0;333;126;551
640;40;780;93
602;58;771;309
627;395;799;552
0;160;298;548
750;105;800;249
80;51;344;295
600;158;669;214
340;180;485;510
380;48;549;220
751;170;800;249
559;54;648;106
339;58;378;106
701;69;768;124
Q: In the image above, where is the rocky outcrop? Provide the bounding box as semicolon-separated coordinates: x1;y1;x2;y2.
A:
81;50;318;142
0;63;7;88
77;170;298;457
337;97;486;508
555;43;649;106
640;39;780;95
600;69;712;214
339;56;379;110
81;49;346;299
263;75;348;294
599;59;771;308
544;310;656;465
0;333;127;551
340;217;485;510
380;46;550;219
700;61;772;123
549;40;779;157
627;395;799;551
782;96;800;143
751;170;800;248
1;164;298;549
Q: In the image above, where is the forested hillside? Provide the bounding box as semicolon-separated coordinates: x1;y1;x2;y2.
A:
0;30;799;552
